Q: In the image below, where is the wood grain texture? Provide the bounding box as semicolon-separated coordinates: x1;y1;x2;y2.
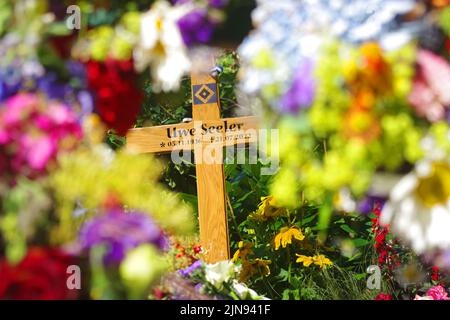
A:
191;72;230;263
126;116;259;154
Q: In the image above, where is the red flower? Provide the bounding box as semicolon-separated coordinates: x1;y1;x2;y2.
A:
153;287;166;300
193;245;202;254
374;293;393;300
0;247;79;300
371;205;400;271
86;59;142;136
431;266;440;282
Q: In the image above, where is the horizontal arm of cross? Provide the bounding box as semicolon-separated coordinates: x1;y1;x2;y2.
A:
126;115;259;154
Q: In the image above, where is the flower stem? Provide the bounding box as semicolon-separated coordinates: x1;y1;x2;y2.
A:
287;246;292;284
226;193;243;241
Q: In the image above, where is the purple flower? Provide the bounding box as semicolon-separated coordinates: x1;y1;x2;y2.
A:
357;194;387;215
172;0;228;9
177;9;214;46
178;260;203;277
0;68;23;102
65;61;87;84
36;73;72;101
78;209;168;264
280;59;315;114
194;283;203;291
172;0;191;4
0;60;92;119
208;0;229;8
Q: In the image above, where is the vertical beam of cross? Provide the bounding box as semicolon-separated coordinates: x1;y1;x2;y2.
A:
191;72;230;263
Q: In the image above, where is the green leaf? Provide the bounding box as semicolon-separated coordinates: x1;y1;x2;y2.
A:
317;196;333;242
352;238;370;247
300;213;317;226
347;251;362;262
352;273;367;281
334;218;345;224
340;224;356;235
179;192;197;210
237;191;254;203
282;289;290;300
278;268;290;282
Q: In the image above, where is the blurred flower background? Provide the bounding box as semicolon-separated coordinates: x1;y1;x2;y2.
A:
0;0;450;300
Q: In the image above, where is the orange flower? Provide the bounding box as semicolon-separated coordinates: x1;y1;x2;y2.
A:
343;107;381;142
344;42;392;96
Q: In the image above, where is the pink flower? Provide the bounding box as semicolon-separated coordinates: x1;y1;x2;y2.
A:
0;93;82;182
3;94;39;126
26;136;56;170
414;286;450;300
426;285;450;300
408;50;450;122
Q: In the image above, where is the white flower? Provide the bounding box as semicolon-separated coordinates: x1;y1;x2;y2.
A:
204;260;239;289
231;280;269;300
381;157;450;254
414;295;433;300
134;1;191;92
334;188;356;213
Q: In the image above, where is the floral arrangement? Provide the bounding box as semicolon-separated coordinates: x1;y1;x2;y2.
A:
237;0;450;274
1;0;450;301
159;260;268;300
0;0;198;300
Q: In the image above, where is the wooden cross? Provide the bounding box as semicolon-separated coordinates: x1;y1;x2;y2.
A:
126;71;259;263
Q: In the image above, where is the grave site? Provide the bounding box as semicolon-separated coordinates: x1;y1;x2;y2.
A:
0;0;450;305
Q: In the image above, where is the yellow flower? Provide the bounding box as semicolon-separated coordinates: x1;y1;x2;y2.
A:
239;261;255;282
296;254;333;269
254;258;271;277
313;255;333;269
415;161;450;208
50;148;194;242
296;254;314;267
239;259;271;282
232;241;254;262
249;196;286;222
274;226;305;250
343;107;381;143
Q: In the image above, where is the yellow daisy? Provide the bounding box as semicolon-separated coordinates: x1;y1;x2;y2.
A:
249;196;286;221
274;226;305;250
295;254;314;267
254;258;271;277
313;254;333;269
238;259;271;282
232;241;254;262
